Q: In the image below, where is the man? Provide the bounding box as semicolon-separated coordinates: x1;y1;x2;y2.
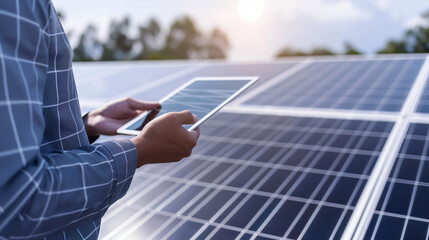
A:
0;1;200;239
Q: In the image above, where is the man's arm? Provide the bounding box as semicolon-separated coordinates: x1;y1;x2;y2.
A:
0;8;138;235
0;2;131;238
0;2;199;238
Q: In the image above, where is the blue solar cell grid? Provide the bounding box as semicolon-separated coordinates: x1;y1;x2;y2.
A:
244;59;424;112
416;75;429;113
364;123;429;239
100;113;394;239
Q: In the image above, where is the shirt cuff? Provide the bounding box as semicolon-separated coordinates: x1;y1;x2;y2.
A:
96;139;137;203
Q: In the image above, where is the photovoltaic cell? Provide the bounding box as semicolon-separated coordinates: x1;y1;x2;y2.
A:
244;59;424;112
364;123;429;240
99;112;394;239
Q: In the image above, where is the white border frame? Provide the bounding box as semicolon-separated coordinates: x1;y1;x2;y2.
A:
117;76;259;135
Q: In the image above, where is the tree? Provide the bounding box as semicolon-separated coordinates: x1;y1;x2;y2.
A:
276;47;307;57
101;17;134;61
162;16;203;59
377;40;407;54
309;47;335;56
205;28;230;59
73;24;103;61
69;15;230;61
162;16;229;59
276;46;334;57
378;10;429;54
405;27;429;53
135;18;162;60
344;42;361;55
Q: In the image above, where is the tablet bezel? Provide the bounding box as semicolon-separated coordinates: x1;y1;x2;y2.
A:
117;76;259;135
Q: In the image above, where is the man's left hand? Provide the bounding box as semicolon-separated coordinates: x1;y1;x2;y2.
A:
83;98;160;137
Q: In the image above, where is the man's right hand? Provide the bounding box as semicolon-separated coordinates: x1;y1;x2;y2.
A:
131;110;200;167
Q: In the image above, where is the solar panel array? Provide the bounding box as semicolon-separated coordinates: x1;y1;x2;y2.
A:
73;54;429;240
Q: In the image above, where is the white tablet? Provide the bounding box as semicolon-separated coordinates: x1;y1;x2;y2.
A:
117;76;259;135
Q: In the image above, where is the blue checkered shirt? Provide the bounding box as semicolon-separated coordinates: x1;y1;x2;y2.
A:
0;1;137;239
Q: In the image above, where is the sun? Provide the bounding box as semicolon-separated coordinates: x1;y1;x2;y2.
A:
238;0;265;22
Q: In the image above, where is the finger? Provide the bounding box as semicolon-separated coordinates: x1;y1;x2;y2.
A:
111;109;142;120
187;114;200;142
135;110;145;115
189;127;200;142
175;110;196;125
127;98;160;111
126;110;142;120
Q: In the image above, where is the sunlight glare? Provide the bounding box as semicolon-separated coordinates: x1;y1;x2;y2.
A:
238;0;264;22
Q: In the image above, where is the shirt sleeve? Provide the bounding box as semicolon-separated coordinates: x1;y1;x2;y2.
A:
0;1;137;238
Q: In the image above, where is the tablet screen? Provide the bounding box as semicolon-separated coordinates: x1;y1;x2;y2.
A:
119;78;257;134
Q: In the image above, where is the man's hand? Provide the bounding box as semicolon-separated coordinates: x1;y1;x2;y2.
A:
131;110;200;167
84;98;160;136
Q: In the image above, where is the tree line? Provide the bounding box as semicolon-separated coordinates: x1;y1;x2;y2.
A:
67;10;429;61
71;16;229;61
275;42;361;57
276;11;429;58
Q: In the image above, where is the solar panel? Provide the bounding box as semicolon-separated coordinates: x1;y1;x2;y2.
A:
241;59;424;112
70;54;429;239
74;63;196;101
99;113;393;239
364;123;429;239
416;67;429;113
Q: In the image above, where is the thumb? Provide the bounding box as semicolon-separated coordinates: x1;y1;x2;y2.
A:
189;127;200;141
175;110;196;125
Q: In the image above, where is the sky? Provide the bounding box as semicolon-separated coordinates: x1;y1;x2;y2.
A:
53;0;429;61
